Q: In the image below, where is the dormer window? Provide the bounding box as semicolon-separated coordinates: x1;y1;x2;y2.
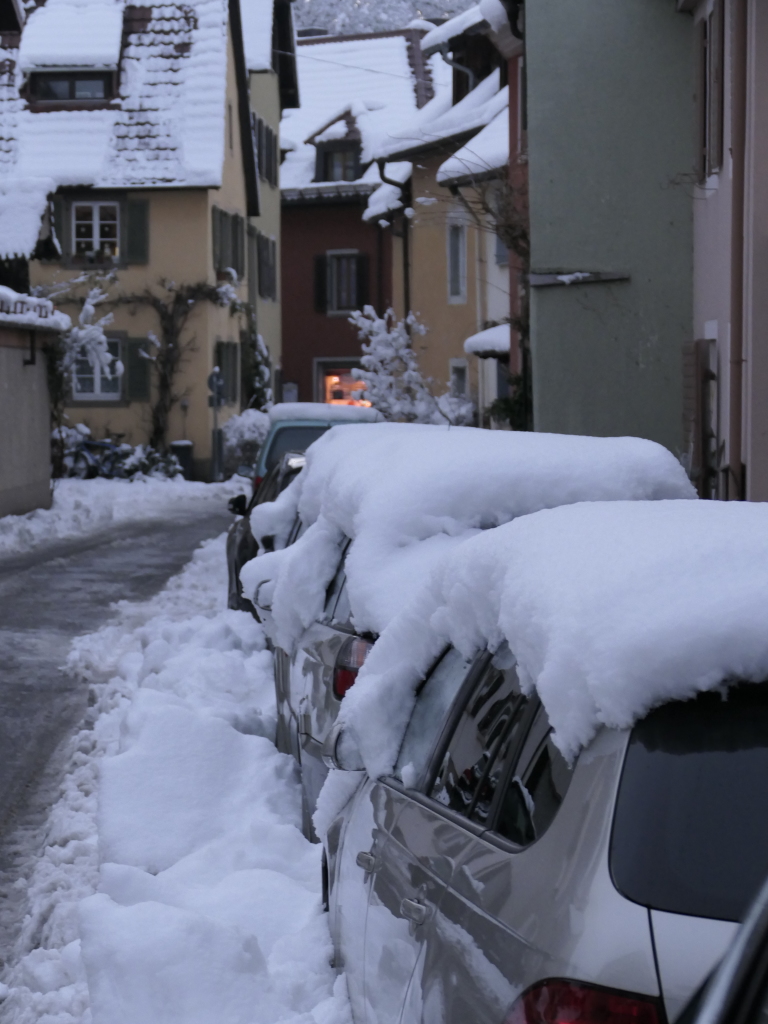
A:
325;148;357;181
28;71;114;106
315;141;360;183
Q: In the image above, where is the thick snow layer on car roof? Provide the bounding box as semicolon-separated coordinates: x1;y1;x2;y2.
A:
337;499;768;781
19;0;124;69
240;424;695;655
267;403;383;423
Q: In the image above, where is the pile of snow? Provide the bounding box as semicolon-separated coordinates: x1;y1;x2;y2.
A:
336;500;768;786
240;424;695;652
362;161;412;222
0;284;71;331
0;477;242;560
1;534;351;1024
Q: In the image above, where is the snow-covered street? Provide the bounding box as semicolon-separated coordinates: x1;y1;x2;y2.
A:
0;529;350;1024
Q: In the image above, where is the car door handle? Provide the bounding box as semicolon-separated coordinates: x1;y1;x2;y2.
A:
356;851;376;873
400;898;428;926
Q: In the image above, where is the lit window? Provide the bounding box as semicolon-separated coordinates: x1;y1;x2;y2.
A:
73;202;119;261
448;222;466;302
323;369;370;406
328;253;358;312
73;339;121;400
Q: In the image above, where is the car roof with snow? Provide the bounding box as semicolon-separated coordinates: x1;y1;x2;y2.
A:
267;403;383;424
335;498;768;781
240;422;695;653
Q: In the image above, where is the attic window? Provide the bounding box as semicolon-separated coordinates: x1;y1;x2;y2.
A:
314;141;360;183
29;71;114;104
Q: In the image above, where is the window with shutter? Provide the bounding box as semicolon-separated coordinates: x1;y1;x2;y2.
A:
326;251;358;312
212;205;221;271
258;119;267;181
355;253;369;308
247;225;258;307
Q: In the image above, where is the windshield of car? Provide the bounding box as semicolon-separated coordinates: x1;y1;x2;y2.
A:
265;425;328;471
610;683;768;922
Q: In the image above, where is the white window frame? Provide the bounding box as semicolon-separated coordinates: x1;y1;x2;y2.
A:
326;248;359;315
72;200;120;261
73;338;122;401
447;219;467;304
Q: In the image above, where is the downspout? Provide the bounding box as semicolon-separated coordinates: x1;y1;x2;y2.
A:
377;159;411;319
439;43;476;93
729;0;747;499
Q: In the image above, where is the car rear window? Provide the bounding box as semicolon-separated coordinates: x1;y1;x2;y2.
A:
265;426;328;471
610;684;768;922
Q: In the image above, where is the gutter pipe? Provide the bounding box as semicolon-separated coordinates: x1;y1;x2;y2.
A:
439;43;476;93
729;0;747;499
377;159;411;320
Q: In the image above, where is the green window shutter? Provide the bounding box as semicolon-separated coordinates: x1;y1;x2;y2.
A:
125;199;150;264
314;255;327;313
125;339;151;401
356;253;369;308
212;205;221;272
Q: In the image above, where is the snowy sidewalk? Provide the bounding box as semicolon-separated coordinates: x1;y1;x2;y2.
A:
0;533;351;1024
0;477;245;561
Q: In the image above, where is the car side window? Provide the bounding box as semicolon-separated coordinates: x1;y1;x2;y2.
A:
494;705;574;847
395;648;475;787
429;662;526;818
331;575;351;626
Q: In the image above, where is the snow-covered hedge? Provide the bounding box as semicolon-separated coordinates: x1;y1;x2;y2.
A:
222;409;270;475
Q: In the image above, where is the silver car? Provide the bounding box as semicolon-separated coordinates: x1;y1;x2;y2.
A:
270;538;373;837
323;646;768;1024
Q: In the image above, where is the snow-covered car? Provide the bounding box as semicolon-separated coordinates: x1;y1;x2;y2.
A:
226;451;306;611
226;403;382;611
241;423;695;836
320;499;768;1024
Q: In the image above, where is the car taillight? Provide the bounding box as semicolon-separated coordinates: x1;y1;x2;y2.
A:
333;637;373;700
251;475;263;495
505;979;664;1024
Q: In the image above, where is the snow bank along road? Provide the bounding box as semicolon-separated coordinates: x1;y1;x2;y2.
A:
0;530;351;1024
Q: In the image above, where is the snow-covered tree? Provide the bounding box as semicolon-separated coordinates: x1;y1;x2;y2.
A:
349;306;474;425
62;286;119;388
293;0;473;35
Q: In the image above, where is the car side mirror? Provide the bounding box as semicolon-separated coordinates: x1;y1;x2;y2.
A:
322;722;365;772
228;494;248;516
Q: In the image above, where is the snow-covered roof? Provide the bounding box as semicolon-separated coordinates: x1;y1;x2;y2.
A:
19;0;124;70
464;322;509;356
0;0;244;257
268;402;383;423
438;103;508;183
373;69;506;162
419;4;485;55
340;499;768;780
241;0;273;72
0;284;70;330
240;424;695;656
280;31;436;193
